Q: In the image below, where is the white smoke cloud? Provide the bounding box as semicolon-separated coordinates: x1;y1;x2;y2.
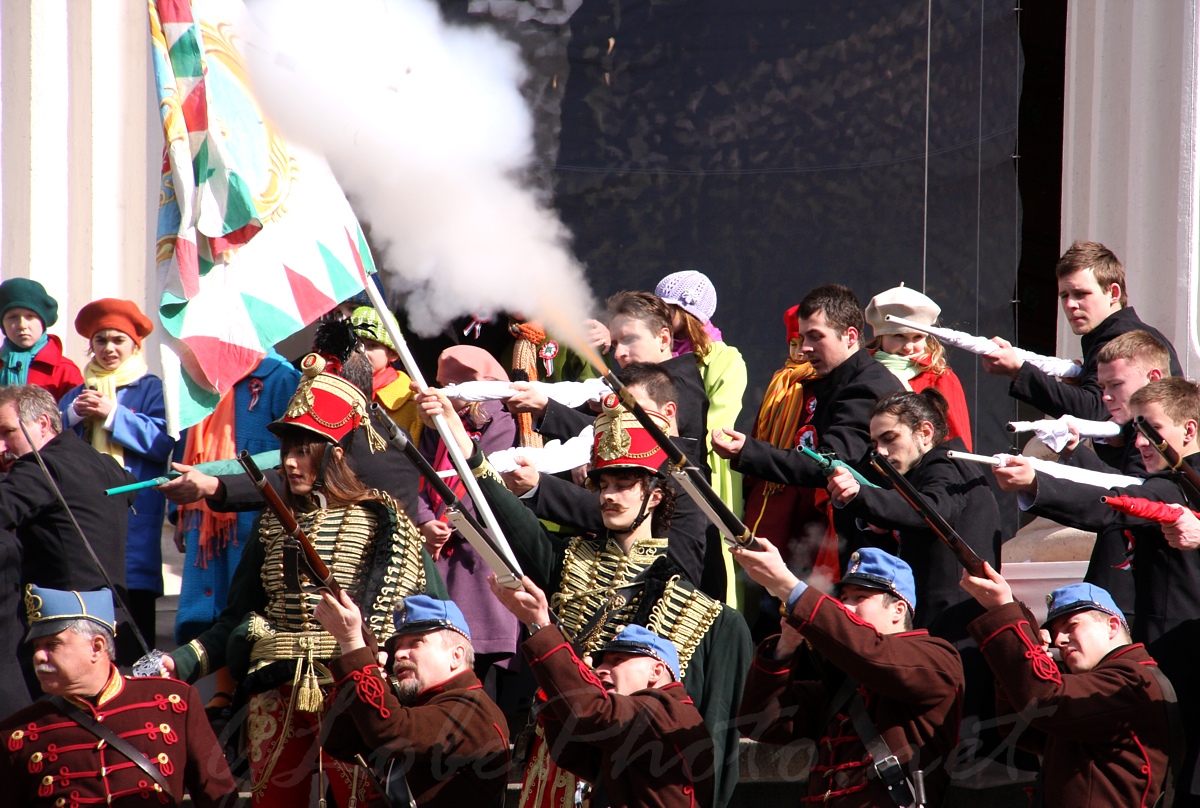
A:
242;0;595;341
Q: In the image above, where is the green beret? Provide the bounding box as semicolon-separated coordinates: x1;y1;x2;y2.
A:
0;278;58;327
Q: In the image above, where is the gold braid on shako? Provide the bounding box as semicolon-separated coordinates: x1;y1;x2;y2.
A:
590;394;672;472
273;353;387;452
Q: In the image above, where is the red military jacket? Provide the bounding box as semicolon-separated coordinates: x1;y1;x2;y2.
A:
0;335;84;402
0;668;237;807
522;625;715;808
738;587;963;807
323;647;510;808
969;601;1172;808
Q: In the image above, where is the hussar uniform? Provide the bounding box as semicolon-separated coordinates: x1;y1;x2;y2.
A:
469;395;752;808
164;354;445;807
0;586;237;807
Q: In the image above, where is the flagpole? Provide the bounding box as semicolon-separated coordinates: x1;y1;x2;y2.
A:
360;279;523;575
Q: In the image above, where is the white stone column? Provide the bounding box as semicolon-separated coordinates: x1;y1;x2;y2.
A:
1;0;161;369
1060;1;1200;375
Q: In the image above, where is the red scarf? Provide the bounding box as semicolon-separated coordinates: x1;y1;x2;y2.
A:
373;365;400;393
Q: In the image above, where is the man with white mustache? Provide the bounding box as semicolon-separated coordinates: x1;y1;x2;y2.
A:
0;585;236;806
316;593;510;808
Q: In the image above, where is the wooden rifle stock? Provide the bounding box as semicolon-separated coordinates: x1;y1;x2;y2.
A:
1132;416;1200;509
237;451;340;593
868;450;987;577
601;372;754;547
237;451;379;648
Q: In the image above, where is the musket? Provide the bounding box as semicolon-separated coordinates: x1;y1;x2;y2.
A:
867;449;987;577
799;445;879;489
358;273;518;575
1132;416;1200;509
601;371;754;548
236;451;374;644
369;402;523;589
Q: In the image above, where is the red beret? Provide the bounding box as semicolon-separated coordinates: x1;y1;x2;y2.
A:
74;299;154;346
784;304;800;341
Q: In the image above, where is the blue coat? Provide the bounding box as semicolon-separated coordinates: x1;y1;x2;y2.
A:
174;350;300;642
60;374;174;593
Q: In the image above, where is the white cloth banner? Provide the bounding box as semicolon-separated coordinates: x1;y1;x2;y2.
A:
1008;416;1123;453
440;378;609;409
885;315;1083;378
995;454;1143;489
488;427;594;475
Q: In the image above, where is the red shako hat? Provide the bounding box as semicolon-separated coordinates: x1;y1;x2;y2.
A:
588;393;670;479
268;353;385;451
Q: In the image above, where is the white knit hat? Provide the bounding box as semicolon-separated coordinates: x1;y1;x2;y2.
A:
865;285;941;337
656;270;717;323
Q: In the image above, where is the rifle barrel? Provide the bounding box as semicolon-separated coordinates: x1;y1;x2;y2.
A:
600;373;753;546
868;450;986;577
1132;416;1200;509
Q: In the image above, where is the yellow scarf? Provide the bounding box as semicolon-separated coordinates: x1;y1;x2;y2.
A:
751;358;817;448
83;352;149;467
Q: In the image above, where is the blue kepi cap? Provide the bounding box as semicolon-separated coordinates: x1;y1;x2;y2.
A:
24;584;117;643
837;548;918;614
394;595;471;640
595;625;682;682
1043;583;1128;631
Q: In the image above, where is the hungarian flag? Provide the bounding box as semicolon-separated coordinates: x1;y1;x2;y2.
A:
149;0;374;433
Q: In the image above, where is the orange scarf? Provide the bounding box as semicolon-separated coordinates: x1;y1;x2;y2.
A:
510;321;546;449
752;358;817;448
177;389;239;567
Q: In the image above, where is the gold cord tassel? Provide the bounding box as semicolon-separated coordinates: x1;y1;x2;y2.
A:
297;639;323;712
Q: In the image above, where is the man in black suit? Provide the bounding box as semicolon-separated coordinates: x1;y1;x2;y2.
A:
0;385;134;595
507;291;709;472
0;384;135;700
713;284;903;564
981;240;1181;420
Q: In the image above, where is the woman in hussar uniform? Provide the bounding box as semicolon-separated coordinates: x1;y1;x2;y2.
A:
160;352;446;807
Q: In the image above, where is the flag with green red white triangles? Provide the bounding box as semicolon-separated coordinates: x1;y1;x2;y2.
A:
149;0;374;433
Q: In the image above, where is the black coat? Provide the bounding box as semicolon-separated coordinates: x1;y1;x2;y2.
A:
0;430;134;593
1009;306;1181;420
840;439;1000;631
734;349;903;550
0;529;32;719
210;411;421;519
1060;426;1143;616
524;438;713;597
735;350;904;487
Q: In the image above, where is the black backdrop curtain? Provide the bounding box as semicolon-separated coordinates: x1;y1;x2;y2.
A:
434;0;1023;460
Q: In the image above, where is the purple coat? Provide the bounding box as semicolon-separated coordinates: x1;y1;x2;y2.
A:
418;399;521;658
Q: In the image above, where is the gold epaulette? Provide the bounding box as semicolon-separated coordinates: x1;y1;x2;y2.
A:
552;535;721;673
